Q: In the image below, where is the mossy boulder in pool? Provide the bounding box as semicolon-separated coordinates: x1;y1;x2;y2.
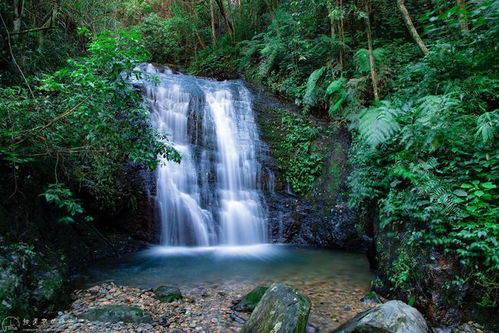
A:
242;283;311;333
335;300;428;333
233;286;268;312
154;286;182;302
80;305;153;324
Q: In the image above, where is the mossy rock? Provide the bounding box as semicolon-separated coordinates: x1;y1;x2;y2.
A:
154;286;182;303
0;241;69;323
80;305;153;324
242;283;311;333
233;286;268;312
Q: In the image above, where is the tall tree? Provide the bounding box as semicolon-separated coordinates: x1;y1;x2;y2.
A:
397;0;429;56
210;0;217;44
214;0;234;41
12;0;25;41
456;0;469;32
365;1;379;101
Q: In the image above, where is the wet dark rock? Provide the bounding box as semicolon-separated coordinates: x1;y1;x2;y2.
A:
110;163;159;243
0;240;69;322
79;305;153;324
334;300;428;333
230;311;247;324
305;324;319;333
243;283;311;333
154;286;182;302
232;286;268;312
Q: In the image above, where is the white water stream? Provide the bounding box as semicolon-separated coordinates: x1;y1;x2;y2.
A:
136;64;268;246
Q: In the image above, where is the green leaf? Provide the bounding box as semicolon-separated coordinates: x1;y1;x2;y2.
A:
453;189;468;197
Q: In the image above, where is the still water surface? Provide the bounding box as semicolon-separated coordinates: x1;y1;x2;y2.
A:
76;244;372;290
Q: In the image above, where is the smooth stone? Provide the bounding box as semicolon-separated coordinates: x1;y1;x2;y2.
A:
242;283;311;333
334;300;428;333
154;285;182;302
79;305;153;324
233;286;269;312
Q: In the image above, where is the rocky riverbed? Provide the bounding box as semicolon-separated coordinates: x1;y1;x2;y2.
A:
37;281;490;333
39;278;375;332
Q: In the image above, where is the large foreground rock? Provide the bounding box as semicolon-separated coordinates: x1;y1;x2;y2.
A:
233;286;268;312
80;305;153;324
242;283;311;333
335;300;428;333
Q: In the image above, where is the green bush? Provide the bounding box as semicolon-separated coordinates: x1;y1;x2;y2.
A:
0;29;179;218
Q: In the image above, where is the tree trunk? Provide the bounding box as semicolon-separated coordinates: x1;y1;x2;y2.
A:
210;0;217;44
329;1;336;39
397;0;429;56
338;0;345;70
456;0;469;32
37;4;57;49
214;0;234;41
365;3;379;101
12;0;25;42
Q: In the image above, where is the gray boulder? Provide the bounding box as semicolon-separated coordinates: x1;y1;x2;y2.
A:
242;283;311;333
335;300;428;333
80;305;153;324
233;286;268;312
154;286;182;302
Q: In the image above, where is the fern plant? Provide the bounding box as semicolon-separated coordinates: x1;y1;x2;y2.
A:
475;110;498;144
303;66;327;108
358;101;401;147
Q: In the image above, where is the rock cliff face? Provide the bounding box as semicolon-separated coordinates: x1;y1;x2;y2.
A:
248;82;364;251
112;165;159;243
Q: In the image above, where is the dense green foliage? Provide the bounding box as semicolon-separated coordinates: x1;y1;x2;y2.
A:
348;4;498;307
1;28;178;232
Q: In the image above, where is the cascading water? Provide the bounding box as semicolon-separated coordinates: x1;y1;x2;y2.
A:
135;64;268;246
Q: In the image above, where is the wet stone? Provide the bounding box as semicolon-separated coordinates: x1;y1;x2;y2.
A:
154;286;182;303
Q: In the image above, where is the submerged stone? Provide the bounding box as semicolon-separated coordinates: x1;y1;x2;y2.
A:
233;286;269;312
80;305;153;324
154;286;182;302
242;283;311;333
334;300;428;333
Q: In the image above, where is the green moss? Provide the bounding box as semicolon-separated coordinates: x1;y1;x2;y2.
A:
242;283;311;333
233;286;268;312
153;286;182;303
258;109;324;195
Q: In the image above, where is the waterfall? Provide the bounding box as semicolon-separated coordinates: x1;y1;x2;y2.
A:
135;64;268;246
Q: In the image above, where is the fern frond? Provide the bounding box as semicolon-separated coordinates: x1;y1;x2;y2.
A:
325;77;347;97
354;48;385;74
358;101;401;147
475;110;498;144
303;66;327;107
